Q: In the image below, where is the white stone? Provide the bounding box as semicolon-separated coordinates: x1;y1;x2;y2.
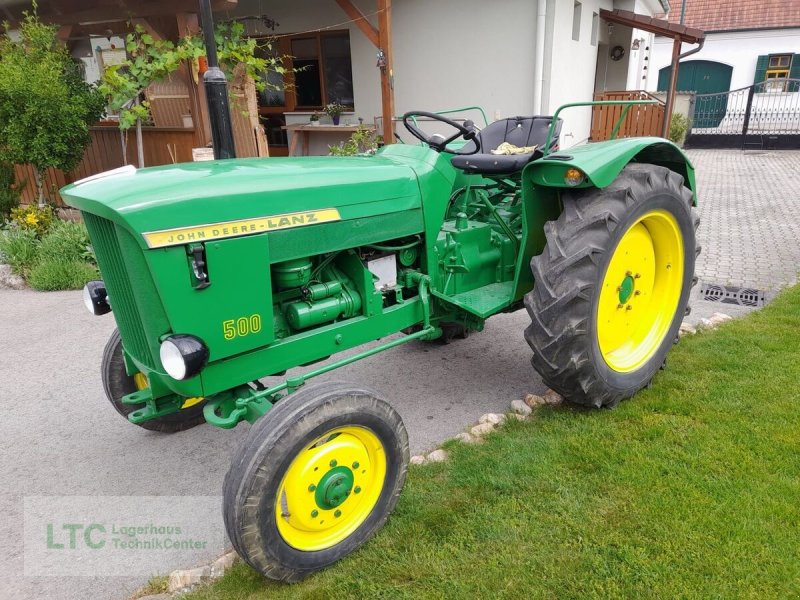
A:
137;595;171;600
479;413;506;425
210;550;237;578
426;449;449;463
698;317;714;330
471;422;495;437
168;565;211;592
525;394;546;407
542;389;563;405
0;264;25;290
510;399;532;416
510;413;528;421
454;432;478;444
679;322;696;337
709;312;733;326
410;455;426;465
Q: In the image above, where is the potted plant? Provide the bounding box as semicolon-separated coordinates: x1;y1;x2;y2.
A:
325;102;345;126
309;112;321;126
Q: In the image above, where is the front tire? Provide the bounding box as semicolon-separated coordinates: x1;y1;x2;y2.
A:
101;329;207;432
223;381;409;582
524;164;699;407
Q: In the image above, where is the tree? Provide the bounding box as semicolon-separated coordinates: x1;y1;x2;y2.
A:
0;8;105;206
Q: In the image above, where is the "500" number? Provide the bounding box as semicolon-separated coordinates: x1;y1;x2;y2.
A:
222;314;262;340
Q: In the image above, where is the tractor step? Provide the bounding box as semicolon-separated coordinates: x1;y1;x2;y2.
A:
435;281;514;318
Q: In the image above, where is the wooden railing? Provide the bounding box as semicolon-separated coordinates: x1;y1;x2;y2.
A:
590;91;665;140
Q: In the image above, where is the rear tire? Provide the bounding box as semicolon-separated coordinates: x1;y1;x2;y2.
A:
101;329;207;432
223;381;408;581
524;164;699;407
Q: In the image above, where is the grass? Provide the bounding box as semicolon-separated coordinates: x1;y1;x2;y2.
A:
187;286;800;599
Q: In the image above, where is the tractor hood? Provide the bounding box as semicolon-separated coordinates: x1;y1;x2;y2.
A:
61;154;422;249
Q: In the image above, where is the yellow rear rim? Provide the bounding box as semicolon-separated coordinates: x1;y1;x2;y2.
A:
132;372;203;409
275;426;387;551
597;209;684;372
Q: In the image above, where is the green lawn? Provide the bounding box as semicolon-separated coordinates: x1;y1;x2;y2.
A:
188;287;800;599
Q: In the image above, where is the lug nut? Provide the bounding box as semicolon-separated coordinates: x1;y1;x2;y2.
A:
634;273;641;279
617;303;624;309
634;290;641;296
330;459;337;467
626;305;633;311
354;486;362;494
311;509;319;518
334;510;342;518
352;461;360;469
308;484;316;492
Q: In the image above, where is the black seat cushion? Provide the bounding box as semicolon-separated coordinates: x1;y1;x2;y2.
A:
451;116;562;175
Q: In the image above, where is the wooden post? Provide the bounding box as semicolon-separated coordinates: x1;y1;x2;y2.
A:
377;0;395;144
662;36;682;138
335;0;395;143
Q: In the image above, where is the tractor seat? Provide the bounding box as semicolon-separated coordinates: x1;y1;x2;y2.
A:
451;116;562;175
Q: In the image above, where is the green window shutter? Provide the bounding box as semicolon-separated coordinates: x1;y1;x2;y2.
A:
789;54;800;92
753;54;768;85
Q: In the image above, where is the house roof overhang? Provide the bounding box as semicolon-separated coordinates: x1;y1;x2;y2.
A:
599;9;705;43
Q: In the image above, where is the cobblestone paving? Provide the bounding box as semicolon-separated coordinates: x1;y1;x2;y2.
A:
688;149;800;292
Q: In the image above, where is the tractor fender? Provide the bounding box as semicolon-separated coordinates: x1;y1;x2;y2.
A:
524;137;697;205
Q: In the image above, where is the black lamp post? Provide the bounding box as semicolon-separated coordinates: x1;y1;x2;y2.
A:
198;0;236;159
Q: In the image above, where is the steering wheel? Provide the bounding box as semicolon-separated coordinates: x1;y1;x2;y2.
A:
401;111;480;155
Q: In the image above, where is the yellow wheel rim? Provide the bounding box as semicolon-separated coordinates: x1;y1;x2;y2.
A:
275;426;387;551
132;372;203;409
597;209;684;372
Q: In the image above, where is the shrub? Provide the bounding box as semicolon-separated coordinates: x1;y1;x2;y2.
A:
27;258;98;291
10;204;54;237
0;162;21;219
0;226;38;276
668;113;691;146
37;219;94;264
329;126;382;156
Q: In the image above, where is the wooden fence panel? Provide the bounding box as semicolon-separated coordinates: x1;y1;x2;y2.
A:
14;127;195;206
591;91;665;141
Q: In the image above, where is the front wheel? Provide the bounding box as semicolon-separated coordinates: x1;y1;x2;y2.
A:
524;164;699;407
101;329;207;432
223;382;409;581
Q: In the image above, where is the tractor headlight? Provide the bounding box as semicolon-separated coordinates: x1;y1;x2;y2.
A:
159;335;208;380
83;280;111;315
564;167;586;187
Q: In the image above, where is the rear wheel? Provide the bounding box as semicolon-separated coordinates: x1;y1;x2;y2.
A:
101;329;206;432
223;382;408;581
524;164;699;407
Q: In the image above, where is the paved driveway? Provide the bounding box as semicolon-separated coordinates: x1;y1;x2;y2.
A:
1;149;798;600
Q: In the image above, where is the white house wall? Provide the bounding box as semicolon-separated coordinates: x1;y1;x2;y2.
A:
543;0;613;146
229;0;656;151
646;28;800;92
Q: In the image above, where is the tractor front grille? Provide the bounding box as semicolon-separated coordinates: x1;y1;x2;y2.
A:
83;213;157;369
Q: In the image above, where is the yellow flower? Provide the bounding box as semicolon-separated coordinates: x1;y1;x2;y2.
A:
25;213;39;226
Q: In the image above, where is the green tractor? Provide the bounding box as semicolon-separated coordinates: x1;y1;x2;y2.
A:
63;100;699;581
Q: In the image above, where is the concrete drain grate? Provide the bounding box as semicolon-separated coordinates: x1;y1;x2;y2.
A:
699;283;766;307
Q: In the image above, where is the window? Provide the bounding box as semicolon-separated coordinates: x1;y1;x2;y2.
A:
765;53;792;91
590;12;599;46
290;33;354;109
572;1;582;42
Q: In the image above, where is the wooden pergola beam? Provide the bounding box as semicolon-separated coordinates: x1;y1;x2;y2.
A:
334;0;379;48
377;0;395;144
